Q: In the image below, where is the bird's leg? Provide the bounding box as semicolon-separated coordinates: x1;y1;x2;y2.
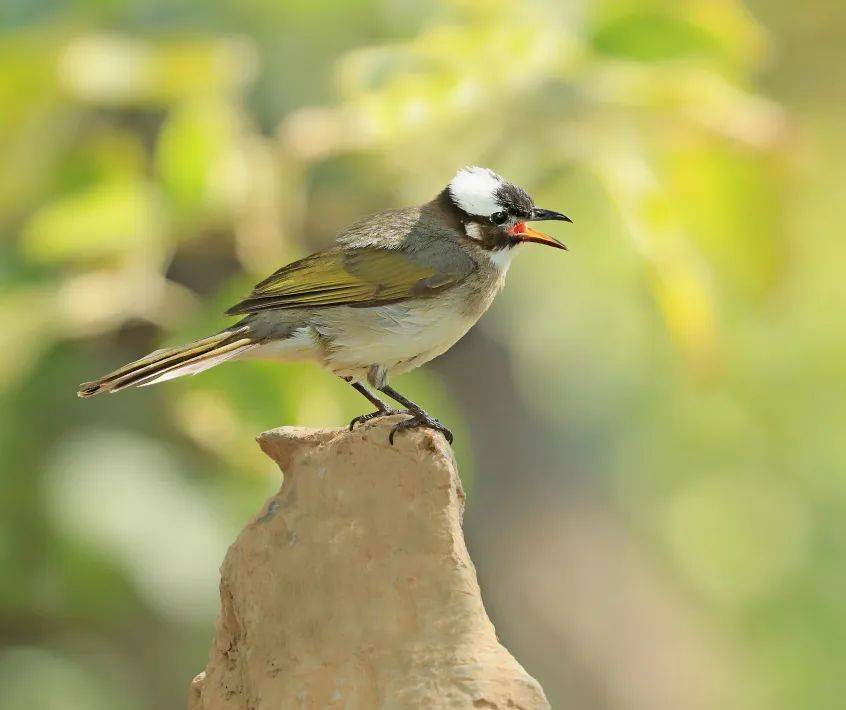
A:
346;379;401;430
377;384;454;445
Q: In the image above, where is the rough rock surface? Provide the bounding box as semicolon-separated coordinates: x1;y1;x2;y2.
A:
189;417;549;709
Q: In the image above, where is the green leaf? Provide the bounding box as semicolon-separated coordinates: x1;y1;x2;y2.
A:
591;10;720;62
155;98;243;220
21;179;165;263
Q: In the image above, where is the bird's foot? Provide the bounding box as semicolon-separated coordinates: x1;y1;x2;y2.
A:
349;408;404;431
389;411;453;446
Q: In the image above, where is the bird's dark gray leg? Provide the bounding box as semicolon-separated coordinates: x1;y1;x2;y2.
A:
377;384;454;445
345;378;401;430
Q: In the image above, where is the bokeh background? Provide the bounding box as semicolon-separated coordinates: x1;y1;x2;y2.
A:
1;0;844;707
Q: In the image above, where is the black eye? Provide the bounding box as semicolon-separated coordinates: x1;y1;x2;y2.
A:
490;211;508;225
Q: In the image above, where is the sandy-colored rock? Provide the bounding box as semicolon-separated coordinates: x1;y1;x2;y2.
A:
190;417;548;710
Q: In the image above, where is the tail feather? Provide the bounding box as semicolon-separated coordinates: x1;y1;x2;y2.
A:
78;327;254;397
133;338;253;387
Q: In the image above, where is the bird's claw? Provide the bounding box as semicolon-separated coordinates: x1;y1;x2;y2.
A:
350;408;454;446
389;412;453;446
349;408;402;431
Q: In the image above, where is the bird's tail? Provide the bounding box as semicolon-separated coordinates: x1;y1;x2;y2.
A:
77;325;255;398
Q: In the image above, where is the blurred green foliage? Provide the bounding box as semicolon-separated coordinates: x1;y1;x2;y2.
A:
1;0;844;708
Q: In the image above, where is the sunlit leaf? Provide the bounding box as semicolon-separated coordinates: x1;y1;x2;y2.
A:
58;34;258;106
155;98;247;221
590;1;767;69
664;141;787;301
592;10;720;62
21;179;166;262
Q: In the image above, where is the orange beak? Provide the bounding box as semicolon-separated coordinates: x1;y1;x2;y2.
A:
513;224;568;250
509;207;571;250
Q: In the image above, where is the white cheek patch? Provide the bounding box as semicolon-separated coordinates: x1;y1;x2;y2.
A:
464;222;483;241
449;166;504;217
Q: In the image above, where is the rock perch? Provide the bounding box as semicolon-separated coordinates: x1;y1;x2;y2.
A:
189;417;549;709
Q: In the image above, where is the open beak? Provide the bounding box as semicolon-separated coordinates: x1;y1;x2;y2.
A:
510;208;572;250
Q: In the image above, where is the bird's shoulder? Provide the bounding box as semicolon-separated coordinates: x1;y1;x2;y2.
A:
335;206;424;250
337;205;478;270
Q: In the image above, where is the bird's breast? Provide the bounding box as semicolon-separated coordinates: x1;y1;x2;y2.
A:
312;276;501;376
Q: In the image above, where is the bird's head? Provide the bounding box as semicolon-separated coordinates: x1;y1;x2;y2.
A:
445;166;571;253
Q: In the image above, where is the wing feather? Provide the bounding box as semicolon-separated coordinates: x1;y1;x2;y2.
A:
226;246;474;315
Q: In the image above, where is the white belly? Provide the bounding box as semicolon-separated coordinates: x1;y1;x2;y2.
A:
311;300;478;379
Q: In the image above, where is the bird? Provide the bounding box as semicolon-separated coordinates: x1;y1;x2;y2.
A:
78;166;571;445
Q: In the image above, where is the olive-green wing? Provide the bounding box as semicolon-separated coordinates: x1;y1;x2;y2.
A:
226;246;474;315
